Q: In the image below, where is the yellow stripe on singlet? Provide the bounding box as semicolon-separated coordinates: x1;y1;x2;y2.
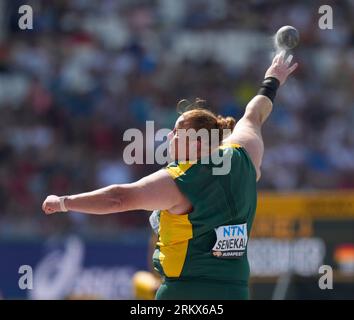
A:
165;162;195;179
160;162;195;276
219;143;241;150
157;210;193;277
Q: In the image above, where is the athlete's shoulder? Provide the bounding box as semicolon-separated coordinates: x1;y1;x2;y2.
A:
165;160;197;179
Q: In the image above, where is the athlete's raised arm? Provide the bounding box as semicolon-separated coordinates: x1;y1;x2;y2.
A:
42;169;189;215
241;51;298;126
224;51;298;180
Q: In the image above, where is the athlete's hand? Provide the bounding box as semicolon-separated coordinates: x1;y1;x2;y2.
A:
265;50;298;85
42;195;61;215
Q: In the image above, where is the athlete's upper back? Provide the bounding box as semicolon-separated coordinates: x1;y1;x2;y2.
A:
152;143;257;283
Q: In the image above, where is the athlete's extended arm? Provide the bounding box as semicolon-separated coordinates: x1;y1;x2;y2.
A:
223;51;298;179
42;170;187;215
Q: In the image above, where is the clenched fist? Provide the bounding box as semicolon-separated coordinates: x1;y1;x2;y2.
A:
42;195;62;215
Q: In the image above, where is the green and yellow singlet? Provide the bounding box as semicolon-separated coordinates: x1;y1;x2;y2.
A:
150;144;257;299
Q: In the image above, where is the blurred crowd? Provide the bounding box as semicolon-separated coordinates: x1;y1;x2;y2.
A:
0;0;354;237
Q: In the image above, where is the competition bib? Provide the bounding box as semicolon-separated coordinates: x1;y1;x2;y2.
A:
212;223;248;259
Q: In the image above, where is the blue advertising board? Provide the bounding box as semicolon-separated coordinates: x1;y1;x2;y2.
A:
0;236;149;299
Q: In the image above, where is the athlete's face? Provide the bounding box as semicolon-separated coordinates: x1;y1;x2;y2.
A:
168;115;185;161
168;115;199;161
